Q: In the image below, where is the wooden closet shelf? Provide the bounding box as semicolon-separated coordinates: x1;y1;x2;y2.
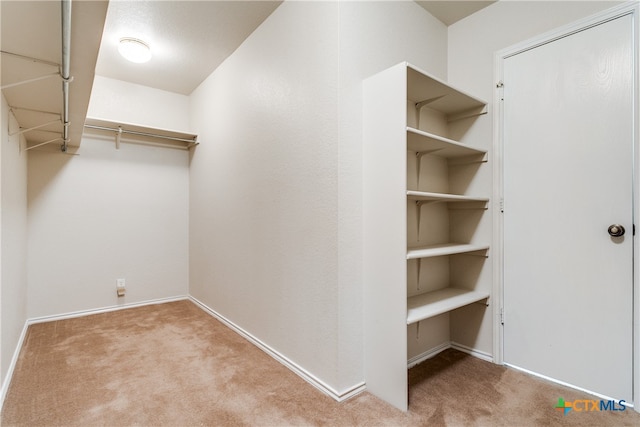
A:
407;287;490;324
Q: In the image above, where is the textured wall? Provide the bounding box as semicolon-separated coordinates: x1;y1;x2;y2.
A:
337;1;448;387
88;76;192;132
27;137;189;318
0;94;28;386
189;0;449;393
189;0;341;391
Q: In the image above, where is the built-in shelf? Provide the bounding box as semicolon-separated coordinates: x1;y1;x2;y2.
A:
363;62;491;412
407;190;489;203
406;243;489;260
84;117;198;150
407;64;487;120
407;127;486;158
407;288;490;325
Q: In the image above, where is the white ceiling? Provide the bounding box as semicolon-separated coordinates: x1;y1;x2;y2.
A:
95;0;495;95
96;1;282;95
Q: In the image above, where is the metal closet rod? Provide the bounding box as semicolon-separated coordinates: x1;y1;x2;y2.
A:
61;0;72;153
84;124;198;144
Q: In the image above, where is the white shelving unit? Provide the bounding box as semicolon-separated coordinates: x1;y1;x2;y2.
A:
363;62;491;411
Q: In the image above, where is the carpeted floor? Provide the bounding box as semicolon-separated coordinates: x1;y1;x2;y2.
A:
2;300;639;426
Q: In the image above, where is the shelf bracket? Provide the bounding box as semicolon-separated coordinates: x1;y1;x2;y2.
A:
24;137;63;152
0;72;60;90
448;205;489;211
9;106;61;116
415;95;447;129
1;50;61;68
415;149;442;187
446;105;488;123
9;119;61;136
416;258;422;291
416;201;423;241
460;252;489;258
415;201;432;241
449;153;488;166
115;126;122;150
415;95;447;110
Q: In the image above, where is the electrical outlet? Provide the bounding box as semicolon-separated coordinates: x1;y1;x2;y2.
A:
116;278;126;297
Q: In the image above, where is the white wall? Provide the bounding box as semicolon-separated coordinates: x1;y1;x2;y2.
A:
25;73;192;319
338;0;448;387
0;94;28;385
189;0;342;392
88;75;191;132
27;137;189;318
189;0;448;394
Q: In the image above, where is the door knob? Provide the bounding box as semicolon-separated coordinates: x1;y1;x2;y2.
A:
608;224;625;237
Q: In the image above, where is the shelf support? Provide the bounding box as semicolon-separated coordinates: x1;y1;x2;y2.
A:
416;258;422;291
448;205;489;211
9;119;61;136
459;252;489;258
449;153;488;166
415;95;447;110
24;137;63;152
416;151;424;188
415;95;446;129
0;50;60;68
416;149;442;187
447;105;488;123
0;72;60;90
415;201;430;241
9;106;61;116
416;201;422;241
115;126;122;150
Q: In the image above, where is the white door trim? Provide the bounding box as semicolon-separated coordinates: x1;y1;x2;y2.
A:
493;1;640;410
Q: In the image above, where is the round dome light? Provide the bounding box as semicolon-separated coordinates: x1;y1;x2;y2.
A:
118;37;152;63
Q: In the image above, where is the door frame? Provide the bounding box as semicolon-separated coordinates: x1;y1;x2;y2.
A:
493;1;640;409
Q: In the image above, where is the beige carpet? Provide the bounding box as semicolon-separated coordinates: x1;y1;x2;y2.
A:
2;300;639;426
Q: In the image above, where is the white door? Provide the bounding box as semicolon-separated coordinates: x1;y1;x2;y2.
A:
502;13;634;401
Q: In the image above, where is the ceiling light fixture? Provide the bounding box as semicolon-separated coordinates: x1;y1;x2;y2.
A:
118;37;152;63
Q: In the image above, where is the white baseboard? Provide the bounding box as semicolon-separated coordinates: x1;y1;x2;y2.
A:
505;363;634;409
451;341;494;363
0;321;29;412
27;295;190;324
407;341;494;369
407;342;451;368
189;296;365;402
